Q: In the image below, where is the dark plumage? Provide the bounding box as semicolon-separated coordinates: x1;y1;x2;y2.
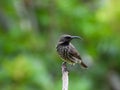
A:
56;34;87;68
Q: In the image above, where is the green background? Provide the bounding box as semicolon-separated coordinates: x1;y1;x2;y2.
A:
0;0;120;90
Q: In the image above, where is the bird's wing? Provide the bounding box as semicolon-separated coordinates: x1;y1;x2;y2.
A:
69;43;88;68
69;43;82;60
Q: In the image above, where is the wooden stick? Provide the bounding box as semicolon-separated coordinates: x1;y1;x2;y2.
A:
62;62;69;90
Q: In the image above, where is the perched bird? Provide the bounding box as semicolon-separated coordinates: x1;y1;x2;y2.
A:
56;34;87;68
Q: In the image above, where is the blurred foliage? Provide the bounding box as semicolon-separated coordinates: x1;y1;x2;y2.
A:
0;0;120;90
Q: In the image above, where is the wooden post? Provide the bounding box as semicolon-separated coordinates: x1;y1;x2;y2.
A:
62;62;69;90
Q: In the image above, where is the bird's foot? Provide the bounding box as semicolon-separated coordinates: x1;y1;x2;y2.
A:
62;62;69;72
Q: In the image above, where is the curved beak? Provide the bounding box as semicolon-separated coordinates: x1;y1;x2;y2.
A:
71;36;83;40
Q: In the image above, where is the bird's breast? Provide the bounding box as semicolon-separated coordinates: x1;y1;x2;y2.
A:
56;45;69;60
56;45;75;64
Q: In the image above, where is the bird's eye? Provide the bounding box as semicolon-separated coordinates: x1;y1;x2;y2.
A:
65;37;71;39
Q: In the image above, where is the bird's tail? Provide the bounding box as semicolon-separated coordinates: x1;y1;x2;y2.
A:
80;61;88;68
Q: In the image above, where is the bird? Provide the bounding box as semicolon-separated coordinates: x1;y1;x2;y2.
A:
56;34;88;68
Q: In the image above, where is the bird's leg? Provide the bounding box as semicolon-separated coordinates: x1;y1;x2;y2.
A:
70;63;75;67
62;62;68;72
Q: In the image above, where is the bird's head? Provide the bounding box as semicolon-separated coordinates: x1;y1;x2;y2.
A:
58;34;82;45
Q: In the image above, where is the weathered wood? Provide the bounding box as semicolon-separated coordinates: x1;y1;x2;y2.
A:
62;62;69;90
